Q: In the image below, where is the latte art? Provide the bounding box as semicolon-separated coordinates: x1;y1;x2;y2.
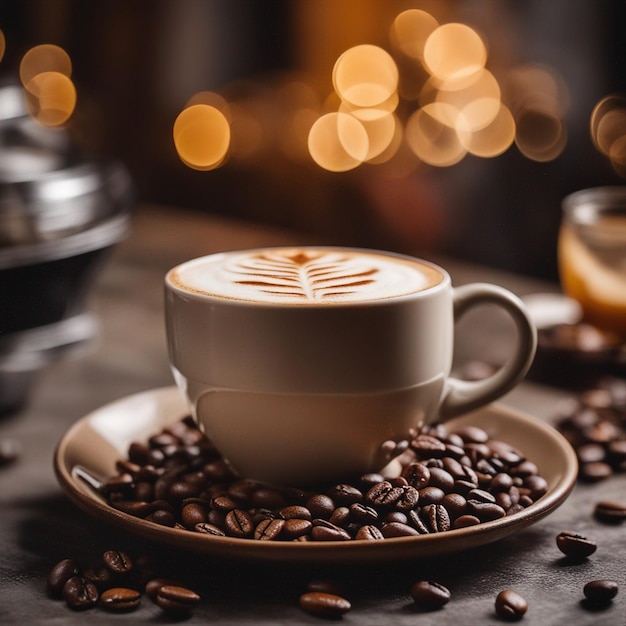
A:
171;248;444;304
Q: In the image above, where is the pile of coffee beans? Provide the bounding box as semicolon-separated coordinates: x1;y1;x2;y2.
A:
99;416;549;543
553;377;626;482
47;550;200;616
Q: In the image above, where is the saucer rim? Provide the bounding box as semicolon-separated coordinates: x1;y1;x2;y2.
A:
53;386;578;563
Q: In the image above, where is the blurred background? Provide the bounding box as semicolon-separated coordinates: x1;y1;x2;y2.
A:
1;0;624;281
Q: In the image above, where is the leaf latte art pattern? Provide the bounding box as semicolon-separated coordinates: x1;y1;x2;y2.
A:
228;251;379;301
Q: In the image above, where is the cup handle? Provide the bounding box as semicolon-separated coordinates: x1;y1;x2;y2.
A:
439;283;537;420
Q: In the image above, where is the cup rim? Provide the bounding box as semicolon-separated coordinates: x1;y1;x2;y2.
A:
165;246;451;309
562;186;626;225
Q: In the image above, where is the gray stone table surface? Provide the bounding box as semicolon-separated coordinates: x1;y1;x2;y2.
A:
1;205;624;625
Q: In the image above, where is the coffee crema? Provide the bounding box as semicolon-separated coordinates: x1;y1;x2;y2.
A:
169;248;444;304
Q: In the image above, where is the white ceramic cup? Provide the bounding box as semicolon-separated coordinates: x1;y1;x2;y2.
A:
165;246;536;485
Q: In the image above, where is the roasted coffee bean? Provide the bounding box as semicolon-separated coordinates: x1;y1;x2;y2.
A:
359;472;385;488
381;521;419;538
385;511;408;524
329;506;350;527
355;524;384;540
254;517;285;540
82;566;112;590
365;481;405;508
427;467;455;492
419;486;445;505
594;500;626;523
452;514;481;529
583;579;619;605
467;499;506;522
442;493;467;519
311;520;351;541
577;443;606;463
453;425;490;443
100;587;141;612
224;509;254;538
410;580;451;609
0;437;21;467
181;502;208;528
491;472;514;491
62;576;99;610
102;550;133;575
47;559;81;597
155;584;200;616
279;505;311;520
146;509;177;526
349;502;379;525
306;494;335;519
299;592;351;618
495;589;528;620
422;504;450;532
402;462;430;488
145;577;182;600
579;461;613;482
282;518;313;539
251;487;287;509
556;531;597;559
467;488;496;503
194;521;226;536
327;483;363;505
411;434;447;456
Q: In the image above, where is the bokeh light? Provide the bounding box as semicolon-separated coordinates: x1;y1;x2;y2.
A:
437;70;500;131
460;103;516;157
358;111;398;161
19;44;72;86
173;104;230;171
406;103;468;167
23;71;76;127
332;44;398;108
590;94;626;177
515;108;566;162
423;23;487;83
390;9;439;61
185;91;231;120
308;112;369;172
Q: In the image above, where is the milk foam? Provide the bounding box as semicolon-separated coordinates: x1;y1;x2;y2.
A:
170;248;443;304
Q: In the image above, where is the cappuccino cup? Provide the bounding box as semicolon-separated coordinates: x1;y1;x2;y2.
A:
165;247;536;485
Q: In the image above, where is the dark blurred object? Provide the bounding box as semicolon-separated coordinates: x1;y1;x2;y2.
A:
523;293;626;389
0;82;133;414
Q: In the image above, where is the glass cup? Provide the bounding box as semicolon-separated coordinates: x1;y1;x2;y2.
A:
558;186;626;339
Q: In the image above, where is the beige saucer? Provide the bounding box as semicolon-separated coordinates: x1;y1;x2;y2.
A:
54;387;577;563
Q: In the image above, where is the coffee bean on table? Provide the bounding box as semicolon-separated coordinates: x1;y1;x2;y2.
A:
579;461;613;482
410;580;451;609
495;589;528;621
62;576;99;610
99;587;141;612
583;580;619;606
155;584;201;616
82;565;112;590
102;549;133;575
594;500;626;523
556;531;597;560
47;558;81;597
299;591;351;618
145;577;183;601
